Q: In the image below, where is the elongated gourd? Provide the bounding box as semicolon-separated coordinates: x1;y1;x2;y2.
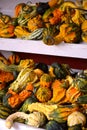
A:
28;102;79;123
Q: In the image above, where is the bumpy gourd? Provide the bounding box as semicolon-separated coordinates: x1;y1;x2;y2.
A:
35;86;52;102
40;73;52;88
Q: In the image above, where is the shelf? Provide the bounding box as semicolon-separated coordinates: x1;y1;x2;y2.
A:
0;0;87;59
0;38;87;59
0;119;44;130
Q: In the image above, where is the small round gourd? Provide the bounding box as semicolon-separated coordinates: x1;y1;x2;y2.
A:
35;86;52;102
67;111;86;127
40;73;52;88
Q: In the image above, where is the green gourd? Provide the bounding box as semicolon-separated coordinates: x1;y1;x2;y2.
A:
68;124;82;130
0;103;13;119
46;120;64;130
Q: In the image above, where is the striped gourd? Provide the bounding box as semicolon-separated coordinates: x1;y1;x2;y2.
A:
0;104;12;119
26;28;44;40
0;103;25;123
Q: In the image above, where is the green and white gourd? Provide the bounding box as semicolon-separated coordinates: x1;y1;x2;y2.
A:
25;28;44;40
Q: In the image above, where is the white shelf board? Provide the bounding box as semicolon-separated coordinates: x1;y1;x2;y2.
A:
0;119;44;130
0;0;87;59
0;38;87;59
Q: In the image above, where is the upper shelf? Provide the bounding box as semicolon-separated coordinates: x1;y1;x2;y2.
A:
0;38;87;59
0;0;87;59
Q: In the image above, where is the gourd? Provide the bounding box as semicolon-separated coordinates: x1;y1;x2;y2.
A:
66;86;83;103
48;0;64;7
25;28;44;40
81;31;87;42
81;20;87;42
7;54;20;65
5;111;46;129
68;124;82;130
55;22;81;43
33;68;44;78
35;86;52;102
0;13;11;24
28;102;79;123
3;89;21;109
3;83;34;108
0;103;13;119
42;26;58;45
83;1;87;10
67;111;86;127
0;69;14;83
0;59;35;72
18;83;34;102
49;8;63;25
72;70;87;93
16;4;37;26
9;67;38;93
19;95;38;112
48;79;66;104
77;94;87;104
0;24;15;38
59;1;80;25
14;26;30;38
36;2;50;15
46;120;65;130
0;55;9;65
27;15;44;32
0;89;7;100
40;73;52;88
14;3;26;17
81;20;87;32
34;62;48;73
49;62;70;79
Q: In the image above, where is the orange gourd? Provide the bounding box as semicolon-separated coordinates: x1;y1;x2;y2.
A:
14;3;26;17
49;79;66;104
19;83;34;102
8;54;20;65
66;86;83;103
0;24;15;38
7;89;21;108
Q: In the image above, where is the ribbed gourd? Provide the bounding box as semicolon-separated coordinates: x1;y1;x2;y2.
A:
40;73;52;88
35;86;52;102
0;103;13;119
67;111;86;127
25;28;44;40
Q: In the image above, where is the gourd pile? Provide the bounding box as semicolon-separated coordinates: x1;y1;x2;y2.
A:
0;0;87;44
0;53;87;130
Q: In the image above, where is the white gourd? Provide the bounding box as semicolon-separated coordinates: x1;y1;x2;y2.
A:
26;111;46;127
67;111;86;127
5;111;46;129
